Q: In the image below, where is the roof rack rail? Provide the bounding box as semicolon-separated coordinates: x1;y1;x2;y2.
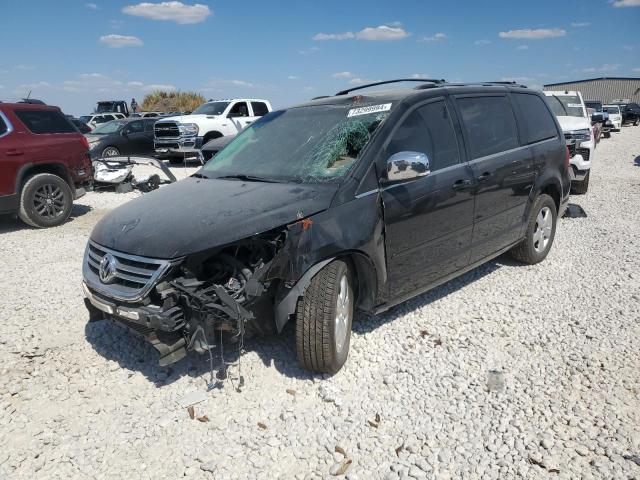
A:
336;78;446;96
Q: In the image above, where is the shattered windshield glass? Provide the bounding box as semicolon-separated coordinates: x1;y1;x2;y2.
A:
201;104;390;183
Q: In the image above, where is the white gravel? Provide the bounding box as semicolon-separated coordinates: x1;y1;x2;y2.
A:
0;131;639;480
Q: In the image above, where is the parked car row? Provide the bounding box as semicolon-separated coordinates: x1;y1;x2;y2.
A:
543;90;640;195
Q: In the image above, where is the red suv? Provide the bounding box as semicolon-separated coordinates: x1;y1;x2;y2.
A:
0;103;92;228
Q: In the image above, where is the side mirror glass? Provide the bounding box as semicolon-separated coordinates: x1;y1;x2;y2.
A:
386;151;430;183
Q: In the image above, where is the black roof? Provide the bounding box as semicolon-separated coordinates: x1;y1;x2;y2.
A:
297;79;531;109
544;77;640;87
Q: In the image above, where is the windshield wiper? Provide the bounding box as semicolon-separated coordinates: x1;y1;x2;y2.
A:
215;174;280;183
192;172;210;179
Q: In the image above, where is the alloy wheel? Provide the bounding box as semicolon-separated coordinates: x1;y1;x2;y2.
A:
33;183;66;219
334;274;351;352
532;206;552;253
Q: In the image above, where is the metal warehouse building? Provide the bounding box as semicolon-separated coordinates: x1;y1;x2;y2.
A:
543;77;640;103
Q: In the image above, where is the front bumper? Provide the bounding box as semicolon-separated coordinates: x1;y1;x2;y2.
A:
154;136;203;155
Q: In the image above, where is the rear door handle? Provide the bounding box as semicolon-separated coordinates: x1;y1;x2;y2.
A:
452;179;472;191
6;149;24;156
477;171;492;182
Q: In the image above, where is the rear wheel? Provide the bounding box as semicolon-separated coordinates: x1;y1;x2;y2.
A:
509;194;557;265
571;170;590;195
18;173;73;228
295;260;353;374
634;119;639;126
101;146;119;157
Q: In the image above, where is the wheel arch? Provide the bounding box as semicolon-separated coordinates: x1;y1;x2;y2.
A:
202;131;223;143
16;162;73;193
273;250;378;333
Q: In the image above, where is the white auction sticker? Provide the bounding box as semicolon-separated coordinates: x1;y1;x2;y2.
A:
347;103;392;117
567;103;582;108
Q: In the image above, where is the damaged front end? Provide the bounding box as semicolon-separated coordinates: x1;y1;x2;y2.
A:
83;227;296;366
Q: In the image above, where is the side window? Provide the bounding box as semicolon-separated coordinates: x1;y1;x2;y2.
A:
104;115;115;121
0;116;7;136
512;93;558;145
94;116;106;124
386;100;460;172
457;96;519;159
127;120;144;133
251;102;269;117
144;120;155;132
14;110;76;134
228;102;249;117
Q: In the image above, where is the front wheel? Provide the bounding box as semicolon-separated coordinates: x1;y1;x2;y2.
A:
18;173;73;228
101;146;120;157
509;194;557;265
295;260;353;374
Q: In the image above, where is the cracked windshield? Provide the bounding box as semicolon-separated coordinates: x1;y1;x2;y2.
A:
201;104;391;183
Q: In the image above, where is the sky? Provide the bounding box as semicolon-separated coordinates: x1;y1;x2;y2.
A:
1;0;639;116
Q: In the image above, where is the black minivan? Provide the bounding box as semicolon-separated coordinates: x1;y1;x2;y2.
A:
83;80;570;374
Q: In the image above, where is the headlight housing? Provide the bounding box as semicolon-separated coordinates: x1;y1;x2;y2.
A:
564;129;591;142
179;123;199;136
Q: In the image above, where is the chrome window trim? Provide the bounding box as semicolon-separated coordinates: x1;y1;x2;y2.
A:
0;111;14;139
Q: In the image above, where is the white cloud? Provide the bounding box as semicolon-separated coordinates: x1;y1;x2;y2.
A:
570;22;590;27
611;0;640;7
127;81;144;87
623;45;635;51
99;34;143;48
298;46;319;55
109;19;125;29
582;63;621;73
202;79;256;92
499;28;566;39
516;45;529;50
410;73;431;79
633;67;640;73
18;81;51;90
314;24;409;41
420;33;447;43
0;85;4;89
348;77;380;85
474;39;491;45
85;3;99;10
142;84;176;92
122;2;211;24
332;71;354;78
287;75;300;80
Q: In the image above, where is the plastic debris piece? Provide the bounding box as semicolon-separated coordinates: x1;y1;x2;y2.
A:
177;390;208;408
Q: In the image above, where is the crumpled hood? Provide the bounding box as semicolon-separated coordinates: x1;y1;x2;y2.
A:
556;116;591;132
90;177;338;259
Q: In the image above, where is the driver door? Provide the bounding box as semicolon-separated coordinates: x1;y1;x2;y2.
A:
380;98;476;299
122;120;147;154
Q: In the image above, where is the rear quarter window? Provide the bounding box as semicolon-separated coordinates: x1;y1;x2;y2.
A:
15;109;76;134
512;93;558;145
456;96;519;159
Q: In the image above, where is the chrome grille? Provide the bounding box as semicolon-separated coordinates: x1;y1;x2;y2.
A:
154;121;180;138
83;240;179;302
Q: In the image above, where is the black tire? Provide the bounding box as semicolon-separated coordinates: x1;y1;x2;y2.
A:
168;156;183;165
634;119;639;126
18;173;73;228
203;131;223;145
571;170;590;195
101;146;120;157
295;260;353;374
603;131;611;139
509;194;557;265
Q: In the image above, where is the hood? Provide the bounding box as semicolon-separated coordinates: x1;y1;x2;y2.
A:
555;116;590;132
159;114;213;123
90;177;338;258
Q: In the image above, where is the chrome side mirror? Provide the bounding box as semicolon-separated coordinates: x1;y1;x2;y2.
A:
386;151;430;183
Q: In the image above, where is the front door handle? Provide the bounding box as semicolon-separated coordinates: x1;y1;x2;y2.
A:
6;149;24;156
477;171;492;182
452;179;472;191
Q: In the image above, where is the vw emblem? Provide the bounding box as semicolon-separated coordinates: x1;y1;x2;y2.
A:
99;253;118;284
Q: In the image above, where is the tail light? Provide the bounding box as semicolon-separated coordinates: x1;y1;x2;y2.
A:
80;135;89;150
565;146;570;169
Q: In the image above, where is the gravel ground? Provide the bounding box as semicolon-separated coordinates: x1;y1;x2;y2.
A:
0;130;639;480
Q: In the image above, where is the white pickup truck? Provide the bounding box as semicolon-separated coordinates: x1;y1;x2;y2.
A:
154;98;272;162
543;90;595;194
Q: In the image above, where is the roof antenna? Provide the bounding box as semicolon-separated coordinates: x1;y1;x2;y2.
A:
26;90;32;100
